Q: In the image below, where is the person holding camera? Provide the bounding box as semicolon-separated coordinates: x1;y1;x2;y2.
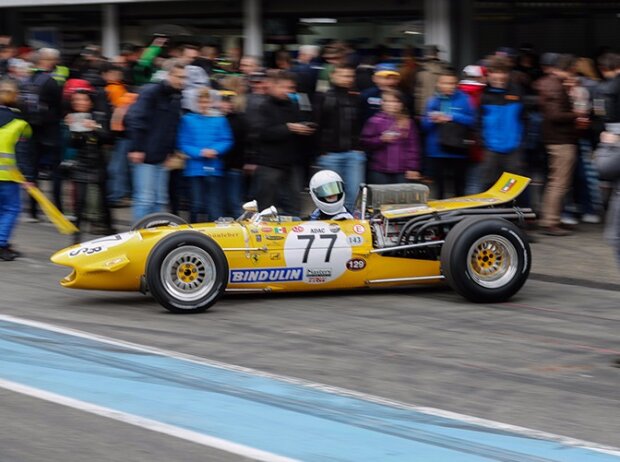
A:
595;129;620;267
65;90;114;242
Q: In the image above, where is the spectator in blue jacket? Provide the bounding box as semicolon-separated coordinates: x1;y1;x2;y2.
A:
479;56;525;188
422;70;476;198
126;60;185;221
178;87;233;222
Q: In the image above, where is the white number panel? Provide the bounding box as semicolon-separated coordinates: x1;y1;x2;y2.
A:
284;222;352;284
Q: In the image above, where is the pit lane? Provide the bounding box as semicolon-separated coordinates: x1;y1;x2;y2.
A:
0;222;618;461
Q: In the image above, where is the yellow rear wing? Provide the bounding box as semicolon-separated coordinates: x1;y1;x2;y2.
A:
380;172;530;219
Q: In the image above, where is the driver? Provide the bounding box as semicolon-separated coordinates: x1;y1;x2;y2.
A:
308;170;354;220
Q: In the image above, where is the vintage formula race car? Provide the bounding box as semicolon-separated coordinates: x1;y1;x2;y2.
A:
51;173;535;314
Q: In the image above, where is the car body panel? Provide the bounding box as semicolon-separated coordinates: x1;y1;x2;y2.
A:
51;219;441;292
50;172;529;295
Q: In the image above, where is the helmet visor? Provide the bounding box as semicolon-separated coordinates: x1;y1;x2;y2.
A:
313;181;344;200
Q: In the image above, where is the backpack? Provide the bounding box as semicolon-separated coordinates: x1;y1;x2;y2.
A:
19;72;51;126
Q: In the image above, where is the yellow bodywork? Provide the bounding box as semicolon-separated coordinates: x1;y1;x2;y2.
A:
50;173;530;294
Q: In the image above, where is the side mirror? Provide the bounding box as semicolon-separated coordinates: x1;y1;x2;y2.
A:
242;200;258;213
252;206;279;223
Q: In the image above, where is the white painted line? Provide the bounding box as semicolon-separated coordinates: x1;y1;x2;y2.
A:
1;314;619;457
0;378;297;462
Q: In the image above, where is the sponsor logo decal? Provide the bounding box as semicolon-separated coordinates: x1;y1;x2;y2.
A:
230;267;304;283
292;225;304;233
353;224;365;234
250;228;259;234
270;252;281;260
306;268;332;284
346;258;367;271
265;235;284;241
501;178;517;193
209;231;238;239
251;254;260;263
261;227;273;233
255;235;262;242
347;235;363;246
329;224;340;233
306;268;332;278
307;276;327;284
310;227;326;233
274;226;287;234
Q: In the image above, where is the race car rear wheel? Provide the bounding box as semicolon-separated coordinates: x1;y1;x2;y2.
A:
130;213;188;231
440;217;531;303
146;231;228;313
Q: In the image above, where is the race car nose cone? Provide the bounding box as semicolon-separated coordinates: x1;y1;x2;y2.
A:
50;246;77;267
50;247;74;267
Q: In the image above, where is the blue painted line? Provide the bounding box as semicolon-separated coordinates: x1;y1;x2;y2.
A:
0;319;618;462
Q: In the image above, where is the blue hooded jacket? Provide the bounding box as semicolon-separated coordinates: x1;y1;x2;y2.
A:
480;84;524;154
422;90;475;159
177;112;233;177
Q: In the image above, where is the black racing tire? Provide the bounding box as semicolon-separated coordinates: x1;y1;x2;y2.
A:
440;217;531;303
145;231;228;314
130;213;189;231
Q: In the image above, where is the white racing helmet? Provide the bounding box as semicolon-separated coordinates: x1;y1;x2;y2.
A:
309;170;346;216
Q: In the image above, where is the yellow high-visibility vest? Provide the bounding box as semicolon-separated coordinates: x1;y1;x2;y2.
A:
52;65;69;85
0;113;32;182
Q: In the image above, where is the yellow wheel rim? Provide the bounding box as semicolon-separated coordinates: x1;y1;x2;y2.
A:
467;235;518;289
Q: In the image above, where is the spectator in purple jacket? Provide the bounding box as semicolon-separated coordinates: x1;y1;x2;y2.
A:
361;90;422;184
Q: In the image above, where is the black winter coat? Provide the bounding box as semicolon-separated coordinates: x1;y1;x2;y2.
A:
25;70;63;146
126;81;182;164
224;113;247;170
250;96;304;169
315;86;362;154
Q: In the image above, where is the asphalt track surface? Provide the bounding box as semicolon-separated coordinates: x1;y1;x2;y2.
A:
1;222;619;461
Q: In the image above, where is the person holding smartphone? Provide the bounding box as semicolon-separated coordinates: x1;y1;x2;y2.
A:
249;70;315;216
361;89;422;185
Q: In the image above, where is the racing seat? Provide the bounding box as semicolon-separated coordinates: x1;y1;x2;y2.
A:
356;183;429;215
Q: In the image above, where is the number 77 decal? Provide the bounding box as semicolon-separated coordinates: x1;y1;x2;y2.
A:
297;234;337;263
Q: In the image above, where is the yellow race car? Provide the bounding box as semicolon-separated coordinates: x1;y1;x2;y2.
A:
51;173;535;314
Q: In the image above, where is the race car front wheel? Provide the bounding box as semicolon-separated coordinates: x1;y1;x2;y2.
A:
440;217;531;303
146;231;228;314
130;213;188;231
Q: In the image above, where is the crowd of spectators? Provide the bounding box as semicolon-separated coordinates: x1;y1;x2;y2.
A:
0;36;619;257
